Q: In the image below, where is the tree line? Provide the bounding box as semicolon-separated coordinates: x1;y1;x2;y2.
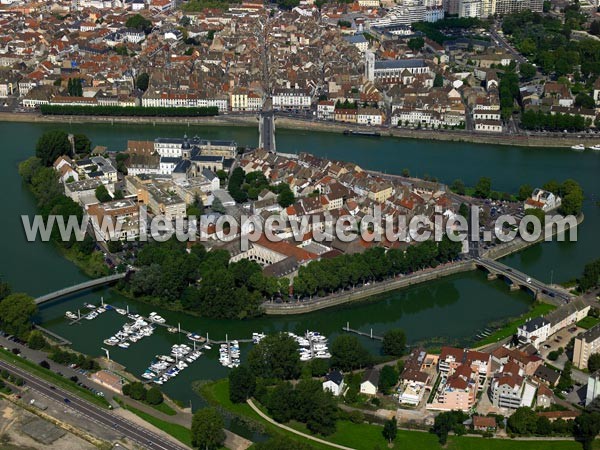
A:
293;238;462;298
521;110;592;132
40;105;219;117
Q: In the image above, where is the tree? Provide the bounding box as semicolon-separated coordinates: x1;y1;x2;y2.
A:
0;280;11;302
73;134;91;154
433;73;444;87
451;179;466;195
146;387;163;405
191;408;225;450
277;184;295;208
229;365;256;403
331;335;372;371
247;333;301;380
382;329;407;356
591;20;600;36
125;14;152;33
518;184;533;201
211;197;226;214
378;365;398;394
589;354;600;373
35;130;71;166
574;412;600;450
136;73;150;92
95;185;112;202
519;63;536;81
408;37;425;52
0;293;37;338
474;176;492;198
123;381;147;402
39;360;50;369
27;330;46;350
255;436;312;450
382;417;397;444
575;93;595;109
432;410;467;444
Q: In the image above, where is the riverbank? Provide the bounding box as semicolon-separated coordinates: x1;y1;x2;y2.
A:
263;261;473;315
1;111;596;148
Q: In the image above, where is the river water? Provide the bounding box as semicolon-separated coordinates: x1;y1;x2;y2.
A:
0;121;598;409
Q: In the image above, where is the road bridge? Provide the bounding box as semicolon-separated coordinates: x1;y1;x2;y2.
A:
474;257;571;303
258;98;276;152
35;273;127;305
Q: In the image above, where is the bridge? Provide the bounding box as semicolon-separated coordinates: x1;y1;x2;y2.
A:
35;272;128;305
258;97;276;153
474;257;571;303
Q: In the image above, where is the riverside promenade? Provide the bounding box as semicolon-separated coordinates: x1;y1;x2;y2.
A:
263;214;582;315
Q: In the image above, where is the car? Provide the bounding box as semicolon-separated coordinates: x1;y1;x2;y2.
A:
526;277;532;283
63;398;70;403
50;386;55;390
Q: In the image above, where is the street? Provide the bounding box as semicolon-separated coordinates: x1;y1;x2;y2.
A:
0;358;190;450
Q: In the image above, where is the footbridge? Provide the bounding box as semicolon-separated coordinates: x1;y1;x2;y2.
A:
35;272;128;305
474;257;571;303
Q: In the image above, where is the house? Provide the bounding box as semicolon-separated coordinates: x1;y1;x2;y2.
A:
360;369;380;395
537;410;581;422
524;188;561;213
323;370;345;396
533;365;561;388
517;316;551;348
536;383;554;409
472;415;497;432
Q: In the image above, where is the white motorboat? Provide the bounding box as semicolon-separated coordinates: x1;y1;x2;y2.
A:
65;311;78;320
103;338;119;346
86;312;98;320
115;308;127;315
571;144;585;151
118;342;130;349
589;144;600;151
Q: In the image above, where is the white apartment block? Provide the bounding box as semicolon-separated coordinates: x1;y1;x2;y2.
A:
272;89;312;110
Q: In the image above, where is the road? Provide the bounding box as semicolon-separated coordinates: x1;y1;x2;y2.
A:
0;359;190;450
475;257;571;304
490;25;526;64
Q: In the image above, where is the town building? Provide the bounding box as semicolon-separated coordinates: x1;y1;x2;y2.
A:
323;370;345;396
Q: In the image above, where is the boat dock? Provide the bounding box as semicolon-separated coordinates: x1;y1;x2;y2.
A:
342;322;383;341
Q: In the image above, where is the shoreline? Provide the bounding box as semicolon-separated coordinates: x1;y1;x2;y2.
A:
1;111;596;148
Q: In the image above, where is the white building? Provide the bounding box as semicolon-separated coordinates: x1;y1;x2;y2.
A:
323;371;345;396
272;89;312;110
360;369;379;396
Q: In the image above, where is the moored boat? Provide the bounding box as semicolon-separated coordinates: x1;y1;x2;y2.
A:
571;144;585;151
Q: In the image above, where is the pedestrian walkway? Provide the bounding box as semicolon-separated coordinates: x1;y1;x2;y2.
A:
246;399;355;450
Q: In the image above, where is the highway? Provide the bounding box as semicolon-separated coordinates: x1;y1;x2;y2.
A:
0;359;190;450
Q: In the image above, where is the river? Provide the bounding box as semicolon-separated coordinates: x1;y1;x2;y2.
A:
0;120;598;408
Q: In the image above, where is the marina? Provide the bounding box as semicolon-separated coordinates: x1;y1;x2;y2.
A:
142;343;203;385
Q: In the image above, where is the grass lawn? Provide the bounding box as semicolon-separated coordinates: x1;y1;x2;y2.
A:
124;404;192;447
577;316;600;330
151;401;177;416
200;380;598;450
0;349;110;408
476;302;556;347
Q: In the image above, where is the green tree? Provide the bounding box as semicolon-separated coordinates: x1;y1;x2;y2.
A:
331;335;372;371
0;293;37;338
247;333;301;380
432;410;467;444
27;330;46;350
136;73;150;92
378;365;398;394
382;417;397;444
191;408;225;450
574;412;600;450
229;365;256;403
575;93;595;109
474;176;492;198
73;134;91;154
518;184;533;201
95;185;112;202
125;14;152;33
277;184;295;208
255;436;312;450
451;179;466;195
408;37;425;52
126;382;147;401
382;329;407;356
35;130;71;166
433;73;444;87
146;387;163;405
589;354;600;373
519;63;536;80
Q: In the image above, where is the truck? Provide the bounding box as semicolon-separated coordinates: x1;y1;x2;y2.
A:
29;399;48;411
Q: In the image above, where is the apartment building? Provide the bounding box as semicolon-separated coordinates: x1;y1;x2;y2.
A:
125;175;187;221
489;360;536;409
573;324;600;370
428;364;478;411
87;198;142;241
272;88;312;110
